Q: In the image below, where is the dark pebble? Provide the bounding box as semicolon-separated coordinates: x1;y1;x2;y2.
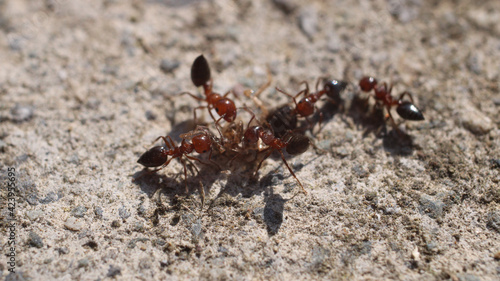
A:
71;206;87;218
28;231;43;248
159;59;180;74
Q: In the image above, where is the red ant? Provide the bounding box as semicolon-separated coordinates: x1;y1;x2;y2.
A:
182;55;237;125
239;113;310;194
137;126;221;192
275;79;347;132
358;76;424;129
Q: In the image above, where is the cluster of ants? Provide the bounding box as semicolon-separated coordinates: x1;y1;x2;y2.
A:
137;55;424;199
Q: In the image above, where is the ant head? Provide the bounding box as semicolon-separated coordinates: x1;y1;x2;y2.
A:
192;134;211;154
285;133;310;155
323;79;347;103
359;76;377;92
191;55;211;87
137;146;168;167
396;101;424;121
215;99;237;122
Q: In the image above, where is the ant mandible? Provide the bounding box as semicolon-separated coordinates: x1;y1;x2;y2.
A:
358;76;424;128
241;114;310;194
275;79;347;131
182;55;237;125
137;126;221;192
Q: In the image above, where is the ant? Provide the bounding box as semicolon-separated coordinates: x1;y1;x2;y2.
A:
275;79;347;132
358;76;424;129
239;113;310;194
137;126;221;192
182;55;237;126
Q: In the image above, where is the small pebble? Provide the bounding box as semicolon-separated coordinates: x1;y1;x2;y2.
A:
94;206;103;219
71;206;87;218
298;6;318;39
107;265;122;278
486;211;500;233
26;210;43;221
111;220;121;228
118;206;131;220
494;251;500;260
10;104;33;123
57;247;69;255
327;33;341;53
64;217;83;231
39;192;60;204
272;0;297;14
419;195;445;219
77;259;89;268
159;59;180;74
28;231;44;248
459;104;493;135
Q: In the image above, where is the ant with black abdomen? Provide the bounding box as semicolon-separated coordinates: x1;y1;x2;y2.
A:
274;79;347;133
181;55;238;128
137;126;222;193
358;76;424;130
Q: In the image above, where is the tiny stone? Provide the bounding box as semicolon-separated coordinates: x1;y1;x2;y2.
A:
111;220;121;228
77;259;89;268
486;211;500;233
0;140;6;152
466;53;483;74
71;206;87;218
118;206;131;220
145;110;156;121
191;221;202;239
57;247;69;255
159;59;180;74
327;33;341;53
272;0;297;14
10;104;34;123
94;206;103;219
26;210;43;221
352;164;369;178
419;195;445;219
64;217;83;231
107;265;122;278
39;192;59;204
494;251;500;260
28;231;44;248
298;6;318;39
26;193;39;205
460;104;493;135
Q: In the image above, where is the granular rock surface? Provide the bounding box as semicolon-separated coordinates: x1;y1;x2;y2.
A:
0;0;499;280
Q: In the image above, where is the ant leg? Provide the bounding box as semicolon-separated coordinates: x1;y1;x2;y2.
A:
276;87;301;109
385;106;404;135
297;80;310;96
180;91;205;101
253;148;273;177
212;116;225;145
185;155;220;170
193;105;210;124
277;150;307;194
206;148;222;170
398;91;415;104
180;157;189;194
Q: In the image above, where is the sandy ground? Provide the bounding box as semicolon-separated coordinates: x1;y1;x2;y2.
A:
0;0;499;280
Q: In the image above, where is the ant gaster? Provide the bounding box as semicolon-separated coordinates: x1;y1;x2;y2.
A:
137;126;221;192
359;76;424;127
183;55;237;124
